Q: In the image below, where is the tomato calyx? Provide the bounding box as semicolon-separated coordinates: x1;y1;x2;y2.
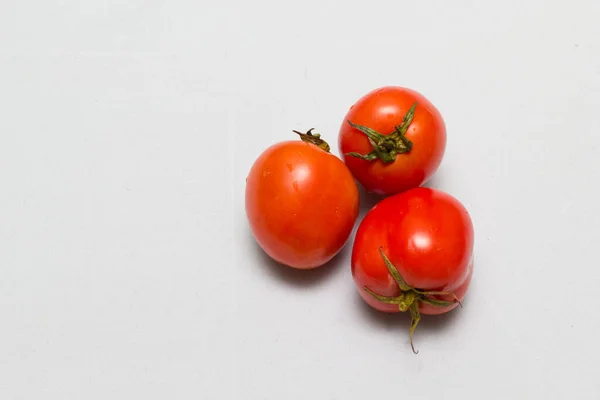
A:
363;247;462;354
293;128;331;153
345;102;417;163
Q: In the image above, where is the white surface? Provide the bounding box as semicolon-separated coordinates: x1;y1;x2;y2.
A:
1;0;600;399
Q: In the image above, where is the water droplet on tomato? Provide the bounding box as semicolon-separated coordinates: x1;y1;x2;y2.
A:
292;181;299;191
286;163;294;172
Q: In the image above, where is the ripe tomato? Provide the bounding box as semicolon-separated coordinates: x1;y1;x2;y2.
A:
338;86;446;195
246;130;360;269
351;187;474;353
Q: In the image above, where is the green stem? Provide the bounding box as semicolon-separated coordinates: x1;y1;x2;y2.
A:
362;247;462;354
345;102;417;163
379;247;411;292
408;302;421;354
363;287;402;304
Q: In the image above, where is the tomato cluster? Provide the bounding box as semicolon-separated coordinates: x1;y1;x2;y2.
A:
245;86;474;353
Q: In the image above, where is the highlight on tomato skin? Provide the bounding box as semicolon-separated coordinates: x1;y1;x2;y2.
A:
245;130;360;270
351;187;474;353
338;86;447;195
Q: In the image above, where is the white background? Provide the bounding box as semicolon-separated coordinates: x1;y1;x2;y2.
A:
1;0;599;399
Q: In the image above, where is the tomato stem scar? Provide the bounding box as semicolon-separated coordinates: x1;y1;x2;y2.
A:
293;128;331;152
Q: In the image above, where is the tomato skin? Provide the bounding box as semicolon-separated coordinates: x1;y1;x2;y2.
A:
338;87;446;195
351;187;474;314
246;140;359;269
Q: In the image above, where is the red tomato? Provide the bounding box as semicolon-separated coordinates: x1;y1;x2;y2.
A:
351;187;474;353
338;86;446;195
246;130;359;269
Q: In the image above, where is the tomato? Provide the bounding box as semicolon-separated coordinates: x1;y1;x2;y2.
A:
351;187;474;353
338;86;446;195
245;130;360;269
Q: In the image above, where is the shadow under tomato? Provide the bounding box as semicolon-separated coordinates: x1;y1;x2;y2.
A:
357;183;383;217
250;236;349;288
421;167;447;191
355;291;466;349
